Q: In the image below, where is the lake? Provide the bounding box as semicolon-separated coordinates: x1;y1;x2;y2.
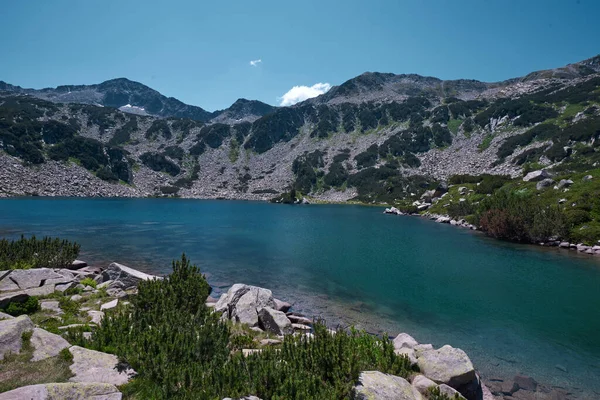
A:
1;198;599;397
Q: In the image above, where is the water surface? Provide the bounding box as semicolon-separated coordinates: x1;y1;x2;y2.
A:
1;198;599;398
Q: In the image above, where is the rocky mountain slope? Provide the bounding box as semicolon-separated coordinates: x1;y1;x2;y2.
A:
0;55;599;210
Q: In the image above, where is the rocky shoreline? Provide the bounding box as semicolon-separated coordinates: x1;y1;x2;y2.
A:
383;207;600;259
0;261;587;399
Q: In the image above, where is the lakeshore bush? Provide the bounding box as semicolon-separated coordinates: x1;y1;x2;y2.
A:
72;254;413;399
0;235;80;269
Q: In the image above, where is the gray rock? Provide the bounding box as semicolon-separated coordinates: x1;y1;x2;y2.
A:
215;284;276;327
439;384;466;400
102;262;160;289
55;281;77;292
40;300;63;315
0;314;34;360
8;268;67;290
394;333;418;350
97;280;114;289
30;327;71;361
100;299;118;311
0;382;122;400
583;174;593;182
88;310;105;324
536;178;555;190
557;179;574;189
0;274;19;291
273;298;291;313
416;345;476;388
0;290;29;309
395;347;418;366
0;311;13;320
69;345;135;385
523;170;549;182
24;285;56;297
292;323;312;331
353;371;418;400
70;294;83;302
287;315;312;325
258;306;293;335
70;259;88;269
411;374;437;394
260;338;282;346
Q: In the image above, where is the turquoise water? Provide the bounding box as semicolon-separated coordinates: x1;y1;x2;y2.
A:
1;198;599;397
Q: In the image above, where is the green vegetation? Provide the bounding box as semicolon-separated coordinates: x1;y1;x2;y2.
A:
447;119;462;134
109;116;138;145
0;329;73;393
478;134;494;151
80;277;97;289
68;254;413;399
2;297;40;316
0;235;80;270
146;119;172;140
292;150;325;193
140;152;181;176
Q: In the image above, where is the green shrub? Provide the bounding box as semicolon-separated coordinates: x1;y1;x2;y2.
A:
80;277;97;289
59;347;73;362
0;235;80;270
74;254;413;399
3;297;40;316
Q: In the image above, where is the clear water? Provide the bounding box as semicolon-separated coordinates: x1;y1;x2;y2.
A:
1;198;599;398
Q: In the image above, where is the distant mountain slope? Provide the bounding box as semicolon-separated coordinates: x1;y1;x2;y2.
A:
1;54;600;245
0;78;275;123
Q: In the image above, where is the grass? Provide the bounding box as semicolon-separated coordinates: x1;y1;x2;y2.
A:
478;134;494;151
228;139;240;163
0;331;73;393
447;119;463;135
79;277;97;289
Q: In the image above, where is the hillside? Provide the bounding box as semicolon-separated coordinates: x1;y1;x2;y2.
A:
1;55;600;243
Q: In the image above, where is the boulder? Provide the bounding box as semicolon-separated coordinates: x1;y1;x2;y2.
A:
0;382;122;400
8;268;68;290
69;346;135;385
536;178;555;190
523;170;549;182
215;284;276;327
353;371;418;400
102;263;160;289
258;307;293;335
393;333;418;350
416;345;476;388
292;323;312;331
273;298;291;313
411;374;437;395
287;315;312;325
30;327;71;361
458;187;468;195
395;347;418;366
55;282;77;293
0;290;29;309
0;314;34;360
88;310;105;325
557;179;574;189
69;260;88;270
439;384;466;400
0;274;19;291
435;181;449;196
40;300;63;315
583;174;593;182
100;299;118;311
0;311;13;320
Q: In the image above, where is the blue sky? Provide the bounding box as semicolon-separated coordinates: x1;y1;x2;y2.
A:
1;0;598;111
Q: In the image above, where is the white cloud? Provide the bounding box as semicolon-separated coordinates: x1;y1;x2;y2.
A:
249;59;262;67
278;82;331;106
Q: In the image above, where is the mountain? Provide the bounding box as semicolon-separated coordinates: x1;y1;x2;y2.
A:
1;55;600;245
210;98;277;124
